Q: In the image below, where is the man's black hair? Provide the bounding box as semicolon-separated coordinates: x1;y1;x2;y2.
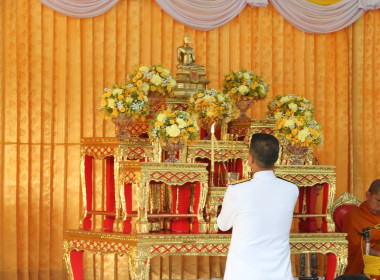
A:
249;133;279;168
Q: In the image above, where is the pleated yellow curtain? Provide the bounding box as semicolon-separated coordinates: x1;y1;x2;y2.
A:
1;0;380;279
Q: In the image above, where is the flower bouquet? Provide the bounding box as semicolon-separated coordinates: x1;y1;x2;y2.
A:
127;64;177;114
223;70;268;118
267;94;323;164
149;109;199;162
187;88;238;139
99;84;150;137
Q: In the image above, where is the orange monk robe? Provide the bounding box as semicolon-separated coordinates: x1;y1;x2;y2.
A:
342;202;380;279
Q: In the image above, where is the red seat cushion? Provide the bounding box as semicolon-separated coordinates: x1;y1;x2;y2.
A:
334;205;358;232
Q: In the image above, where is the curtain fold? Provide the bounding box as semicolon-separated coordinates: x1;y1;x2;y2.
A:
37;0;380;34
1;0;380;279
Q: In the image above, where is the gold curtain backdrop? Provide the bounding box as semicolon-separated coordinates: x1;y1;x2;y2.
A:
1;0;380;278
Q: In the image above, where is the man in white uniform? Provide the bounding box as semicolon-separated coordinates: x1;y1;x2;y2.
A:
217;133;299;280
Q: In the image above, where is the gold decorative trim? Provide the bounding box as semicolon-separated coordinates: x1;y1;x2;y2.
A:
63;230;348;279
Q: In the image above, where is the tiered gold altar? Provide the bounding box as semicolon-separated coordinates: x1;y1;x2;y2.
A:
63;117;348;280
63;35;347;280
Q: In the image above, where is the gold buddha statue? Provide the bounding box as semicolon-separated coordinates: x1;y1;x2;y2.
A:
169;33;209;101
177;33;205;71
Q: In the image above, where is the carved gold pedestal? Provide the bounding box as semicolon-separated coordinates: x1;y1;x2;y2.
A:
63;230;348;280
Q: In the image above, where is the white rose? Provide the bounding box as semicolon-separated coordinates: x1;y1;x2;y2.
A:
297;129;310;142
157;113;167;122
284;119;294;128
288;103;298;112
258;84;265;93
176;118;186;129
243;73;251;80
217;95;225;102
141;83;150;93
238;85;249;94
204;95;214;102
151;74;162;86
163;68;170;74
280;96;290;103
125;97;133;104
169;79;177;87
305;111;312;118
274;112;283;120
112;88;123;96
166;124;180;137
107;99;116;108
139;66;149;72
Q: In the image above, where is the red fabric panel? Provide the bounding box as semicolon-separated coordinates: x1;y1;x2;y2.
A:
70;250;84;280
321;182;329;232
83;156;93;229
171;183;191;232
104;157;115;230
299;185;318;232
325;253;337;280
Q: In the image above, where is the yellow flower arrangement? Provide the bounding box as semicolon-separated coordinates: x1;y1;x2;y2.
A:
267;94;323;148
149;109;199;145
99;84;150;119
187;88;238;124
127;64;177;97
223;70;268;100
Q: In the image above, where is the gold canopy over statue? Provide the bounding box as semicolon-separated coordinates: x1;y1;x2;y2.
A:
173;33;209;97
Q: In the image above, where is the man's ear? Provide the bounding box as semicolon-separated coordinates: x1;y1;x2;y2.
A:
366;191;372;200
248;153;254;166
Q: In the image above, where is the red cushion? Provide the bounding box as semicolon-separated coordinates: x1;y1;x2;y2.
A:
334;205;358;232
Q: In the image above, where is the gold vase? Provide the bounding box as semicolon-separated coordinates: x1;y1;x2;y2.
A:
111;115;134;138
235;98;254;119
284;143;309;165
148;91;164;115
162;141;184;163
198;119;222;140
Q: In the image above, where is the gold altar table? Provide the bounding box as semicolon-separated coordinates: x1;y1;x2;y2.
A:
63;230;348;280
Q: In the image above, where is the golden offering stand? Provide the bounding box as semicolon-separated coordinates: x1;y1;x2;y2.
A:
63;230;347;280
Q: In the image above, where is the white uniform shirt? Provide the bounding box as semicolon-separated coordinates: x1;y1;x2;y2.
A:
217;170;299;280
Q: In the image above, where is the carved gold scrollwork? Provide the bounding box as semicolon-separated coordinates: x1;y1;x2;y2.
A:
128;246;151;280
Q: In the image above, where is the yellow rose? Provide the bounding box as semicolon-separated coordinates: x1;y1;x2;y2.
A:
120;107;125;112
157;113;167;122
231;88;237;94
107;99;116;108
112;108;118;116
136;80;143;87
139;66;149;72
274;112;282;120
284;119;294;128
156;67;163;72
101;100;107;106
155;121;164;126
118;95;124;100
151;86;156;92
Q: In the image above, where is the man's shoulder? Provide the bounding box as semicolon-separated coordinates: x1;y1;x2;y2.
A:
230;178;251;186
276;176;297;186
